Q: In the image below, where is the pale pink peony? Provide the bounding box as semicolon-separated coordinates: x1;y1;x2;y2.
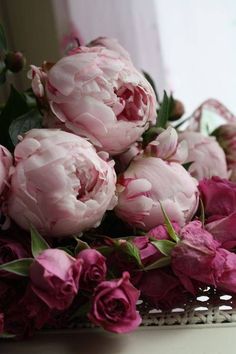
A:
7;129;117;237
89;37;132;61
115;156;199;230
0;145;12;195
32;45;156;155
178;131;228;180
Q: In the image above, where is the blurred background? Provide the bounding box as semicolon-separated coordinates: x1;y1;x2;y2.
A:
0;0;236;115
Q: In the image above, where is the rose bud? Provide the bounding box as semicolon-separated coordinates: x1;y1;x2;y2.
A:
199;177;236;249
77;249;107;291
171;221;236;294
0;145;12;195
31;43;157;155
0;313;4;334
213;124;236;181
115;155;198;230
30;249;82;310
7;129;117;237
169;99;185;121
88;272;141;333
4;51;26;73
178;131;228;180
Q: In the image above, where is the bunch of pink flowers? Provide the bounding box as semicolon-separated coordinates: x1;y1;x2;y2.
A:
0;36;236;339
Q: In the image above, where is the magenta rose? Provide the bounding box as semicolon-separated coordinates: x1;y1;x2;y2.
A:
171;221;236;294
77;249;107;291
199;177;236;249
0;313;4;334
30;249;82;310
88;272;141;333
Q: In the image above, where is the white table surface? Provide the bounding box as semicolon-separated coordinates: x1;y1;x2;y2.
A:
1;324;235;354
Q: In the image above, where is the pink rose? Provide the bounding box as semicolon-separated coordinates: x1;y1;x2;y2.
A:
30;249;82;310
0;313;4;334
7;129;117;237
171;221;236;294
33;45;156;155
0;145;12;195
89;37;132;61
0;235;29;277
115;156;198;230
77;249;107;291
136;269;190;310
199;177;236;249
213;124;236;180
178;131;228;180
88;272;141;333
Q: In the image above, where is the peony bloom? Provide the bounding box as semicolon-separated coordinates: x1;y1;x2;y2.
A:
30;249;82;310
115;142;143;173
178;131;228;180
199;177;236;249
89;37;132;61
0;145;12;195
77;249;107;291
31;44;156;155
7;129;117;237
115;156;199;230
213;124;236;181
88;272;141;333
171;221;236;294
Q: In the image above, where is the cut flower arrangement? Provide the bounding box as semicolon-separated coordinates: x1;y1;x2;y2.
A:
0;25;236;339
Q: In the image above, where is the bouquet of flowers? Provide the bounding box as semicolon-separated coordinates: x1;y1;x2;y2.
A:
0;25;236;339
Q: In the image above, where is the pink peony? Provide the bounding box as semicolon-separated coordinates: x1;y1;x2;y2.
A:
178;131;228;180
89;37;132;61
30;249;82;310
171;221;236;294
7;129;117;237
32;45;156;155
77;249;107;291
0;145;12;195
88;272;141;333
115;156;199;230
0;313;4;334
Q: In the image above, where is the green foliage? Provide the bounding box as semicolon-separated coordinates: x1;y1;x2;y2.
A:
159;202;180;242
0;258;33;276
118;240;142;267
157;91;174;129
151;239;176;256
31;224;49;258
143;256;171;271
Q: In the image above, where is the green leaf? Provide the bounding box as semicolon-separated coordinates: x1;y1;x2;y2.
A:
157;91;174;129
199;198;205;227
119;241;142;267
159;202;180;242
0;332;16;338
96;245;113;257
75;239;90;255
144;256;171;271
182;161;193;171
31;225;49;258
0;85;28;151
0;24;7;52
0;258;33;276
9;109;42;146
143;71;159;102
151;239;176;256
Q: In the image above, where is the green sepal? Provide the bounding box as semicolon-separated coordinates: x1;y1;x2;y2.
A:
31;224;49;258
143;256;171;271
151;239;176;256
0;258;33;276
157;91;174;129
118;240;142;267
159;202;180;242
199;198;205;227
75;238;90;255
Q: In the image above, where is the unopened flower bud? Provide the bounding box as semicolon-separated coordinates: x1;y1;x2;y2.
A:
4;51;26;73
169;99;185;121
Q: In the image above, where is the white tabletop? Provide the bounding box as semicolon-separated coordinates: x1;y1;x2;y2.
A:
1;324;235;354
